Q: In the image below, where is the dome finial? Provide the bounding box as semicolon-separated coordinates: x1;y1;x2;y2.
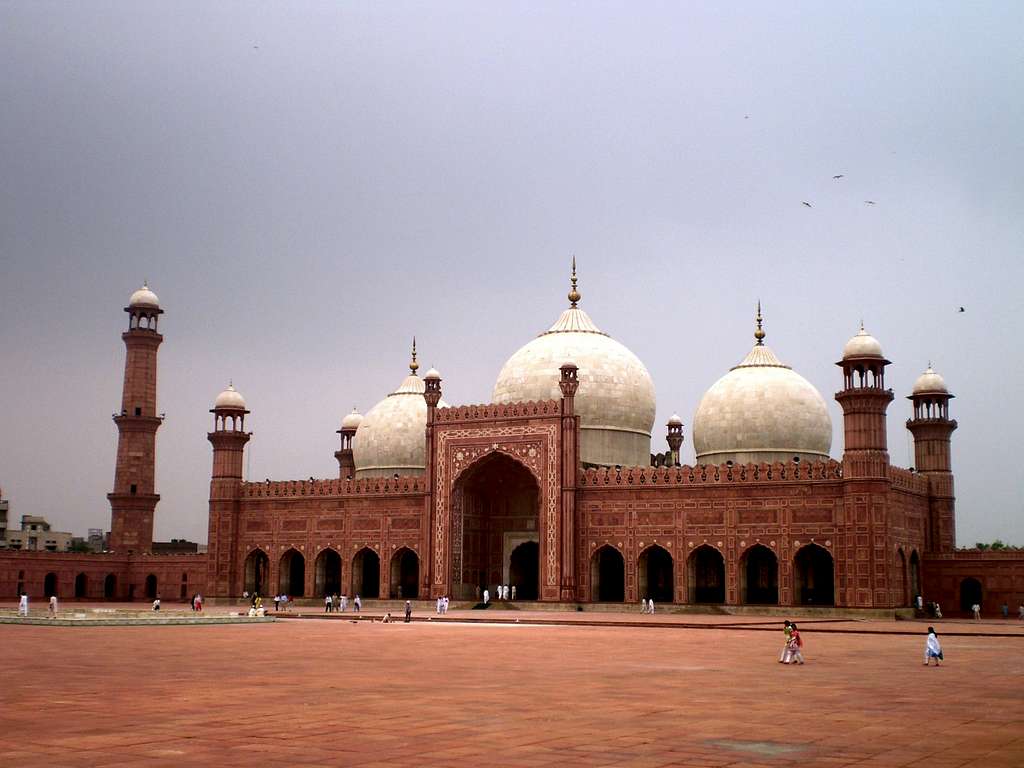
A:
754;300;766;345
568;255;581;308
409;336;419;375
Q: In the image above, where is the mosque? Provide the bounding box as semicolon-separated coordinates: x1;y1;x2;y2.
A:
3;272;1023;614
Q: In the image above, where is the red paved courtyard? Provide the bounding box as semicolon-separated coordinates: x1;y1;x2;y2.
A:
2;614;1023;767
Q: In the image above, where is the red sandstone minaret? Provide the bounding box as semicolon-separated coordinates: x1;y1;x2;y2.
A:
835;324;894;478
423;365;443;598
559;361;580;601
206;383;251;596
108;283;164;554
666;414;684;466
906;365;957;552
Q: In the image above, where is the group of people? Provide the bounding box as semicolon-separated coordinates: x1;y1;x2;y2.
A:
189;593;204;612
640;599;656;614
778;621;805;664
321;594;361;612
481;585;515;604
435;596;450;614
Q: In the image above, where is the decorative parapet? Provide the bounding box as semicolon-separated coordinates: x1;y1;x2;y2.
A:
241;475;426;499
578;459;843;487
433;400;562;423
887;466;930;495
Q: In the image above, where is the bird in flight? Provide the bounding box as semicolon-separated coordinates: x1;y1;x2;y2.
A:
864;200;876;205
958;307;965;313
833;174;844;179
802;201;812;208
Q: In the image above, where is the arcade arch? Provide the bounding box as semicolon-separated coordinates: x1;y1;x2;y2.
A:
794;544;834;606
688;545;725;603
739;544;778;605
44;572;58;598
75;572;88;599
314;548;342;597
509;541;539;600
244;549;269;596
352;547;380;599
104;573;117;599
637;545;673;603
390;548;419;599
590;545;625;602
145;574;158;599
279;549;305;597
960;577;982;615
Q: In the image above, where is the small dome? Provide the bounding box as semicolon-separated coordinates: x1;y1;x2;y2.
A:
492;265;655;467
353;366;449;478
214;383;247;410
340;408;363;430
667;413;683;427
693;313;831;465
129;282;160;309
424;368;441;380
842;324;884;359
912;366;948;395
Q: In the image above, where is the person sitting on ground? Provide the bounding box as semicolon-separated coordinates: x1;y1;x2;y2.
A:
381;612;392;623
924;626;943;666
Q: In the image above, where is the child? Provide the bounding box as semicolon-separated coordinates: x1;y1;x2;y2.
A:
787;623;805;665
924;627;943;666
779;620;793;663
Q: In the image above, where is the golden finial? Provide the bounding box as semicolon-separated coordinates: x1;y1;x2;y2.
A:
409;336;419;375
568;255;581;307
754;300;765;345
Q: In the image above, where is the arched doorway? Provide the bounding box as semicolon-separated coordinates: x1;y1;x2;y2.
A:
451;452;540;601
352;548;380;598
688;545;725;603
794;544;834;606
638;545;673;603
960;577;983;615
104;573;117;599
590;545;625;602
75;573;88;599
896;549;908;606
144;574;158;599
390;548;419;599
314;549;342;597
509;541;539;600
909;550;921;602
740;545;778;605
16;570;25;596
279;549;305;597
244;549;269;596
44;572;58;598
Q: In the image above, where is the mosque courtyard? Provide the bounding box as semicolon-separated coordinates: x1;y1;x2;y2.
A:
2;609;1023;768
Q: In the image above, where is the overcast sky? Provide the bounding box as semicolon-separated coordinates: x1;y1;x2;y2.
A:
1;3;1022;546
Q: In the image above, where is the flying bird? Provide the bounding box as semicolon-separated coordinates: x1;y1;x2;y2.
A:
958;307;965;313
864;200;876;205
833;174;844;179
802;201;812;208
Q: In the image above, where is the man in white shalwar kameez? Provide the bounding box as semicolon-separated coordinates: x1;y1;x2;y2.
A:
483;589;490;605
924;627;942;666
19;593;29;616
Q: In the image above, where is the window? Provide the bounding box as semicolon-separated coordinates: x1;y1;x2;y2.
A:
135;407;142;416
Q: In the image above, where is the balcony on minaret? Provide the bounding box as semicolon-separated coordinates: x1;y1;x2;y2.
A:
834;324;894;474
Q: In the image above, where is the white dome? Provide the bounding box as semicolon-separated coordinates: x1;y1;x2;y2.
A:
129;282;160;309
341;408;363;430
693;342;832;465
842;325;884;359
214;383;246;410
912;366;948;395
667;413;683;427
353;371;448;477
424;367;441;380
492;300;656;468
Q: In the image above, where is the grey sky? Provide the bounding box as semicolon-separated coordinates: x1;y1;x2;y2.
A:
1;3;1022;546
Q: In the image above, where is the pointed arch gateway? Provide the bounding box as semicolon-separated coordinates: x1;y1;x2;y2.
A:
794;543;834;606
279;549;305;597
244;549;270;596
390;548;419;599
75;572;88;599
450;450;540;601
688;545;725;603
314;548;342;597
739;544;778;605
591;545;625;602
638;545;673;603
352;547;380;599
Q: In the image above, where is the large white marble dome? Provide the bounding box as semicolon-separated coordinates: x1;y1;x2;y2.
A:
352;354;449;478
693;319;832;466
492;273;656;467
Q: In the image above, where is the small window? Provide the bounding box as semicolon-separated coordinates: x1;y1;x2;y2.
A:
134;407;142;416
130;484;137;495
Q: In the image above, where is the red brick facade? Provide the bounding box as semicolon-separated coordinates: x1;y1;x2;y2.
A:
3;291;1023;612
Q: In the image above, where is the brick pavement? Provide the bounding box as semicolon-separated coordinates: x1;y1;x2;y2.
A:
1;617;1022;767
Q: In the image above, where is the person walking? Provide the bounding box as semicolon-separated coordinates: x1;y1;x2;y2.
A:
923;627;943;666
274;594;280;612
354;594;361;612
1001;602;1009;619
340;594;348;612
195;593;203;612
324;594;333;613
18;593;29;617
1018;602;1024;621
971;602;981;620
787;623;805;665
405;600;412;623
779;620;793;663
48;594;58;618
